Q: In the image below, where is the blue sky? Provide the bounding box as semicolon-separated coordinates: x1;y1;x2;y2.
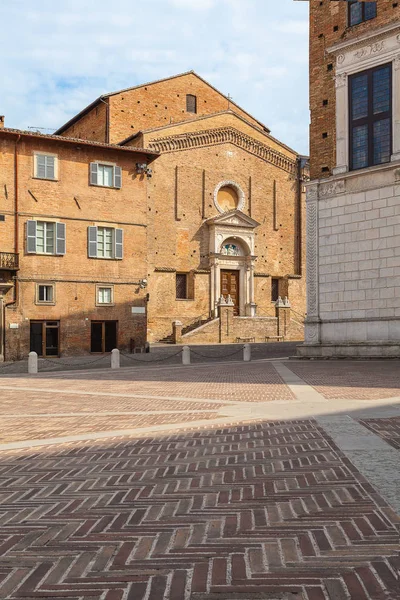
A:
0;0;309;154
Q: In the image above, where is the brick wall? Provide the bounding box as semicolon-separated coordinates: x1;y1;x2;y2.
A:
309;0;399;180
140;112;306;342
0;132;151;359
59;72;273;144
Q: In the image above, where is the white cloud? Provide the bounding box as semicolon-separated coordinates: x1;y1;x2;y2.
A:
0;0;309;153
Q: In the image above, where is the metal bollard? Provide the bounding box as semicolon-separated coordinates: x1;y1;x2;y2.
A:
243;344;251;362
111;348;120;369
28;351;38;374
182;346;191;365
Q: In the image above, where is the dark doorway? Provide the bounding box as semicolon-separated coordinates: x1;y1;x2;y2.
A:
30;321;60;357
91;321;117;353
220;270;240;316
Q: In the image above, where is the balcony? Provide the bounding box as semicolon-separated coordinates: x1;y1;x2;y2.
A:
0;252;19;271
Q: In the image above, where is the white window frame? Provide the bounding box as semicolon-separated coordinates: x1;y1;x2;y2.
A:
26;220;66;256
96;285;114;306
33;152;58;181
36;283;55;305
89;161;122;189
328;24;400;175
88;226;123;260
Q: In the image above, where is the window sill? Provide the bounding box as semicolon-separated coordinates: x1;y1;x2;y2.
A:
176;298;195;302
89;256;122;261
28;252;62;256
35;302;56;306
96;303;115;307
33;177;58;182
90;183;120;190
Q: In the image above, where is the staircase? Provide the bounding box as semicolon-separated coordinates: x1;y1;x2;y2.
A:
158;315;214;344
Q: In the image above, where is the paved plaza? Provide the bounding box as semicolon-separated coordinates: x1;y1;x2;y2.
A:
0;358;399;599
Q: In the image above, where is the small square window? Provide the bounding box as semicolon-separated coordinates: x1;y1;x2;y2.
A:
36;284;55;304
34;153;57;180
97;286;114;305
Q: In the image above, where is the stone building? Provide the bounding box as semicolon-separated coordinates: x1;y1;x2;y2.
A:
0;125;156;360
0;72;307;359
56;72;308;346
299;0;400;358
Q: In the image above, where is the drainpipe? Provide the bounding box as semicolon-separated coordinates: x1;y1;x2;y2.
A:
4;134;21;359
296;156;303;276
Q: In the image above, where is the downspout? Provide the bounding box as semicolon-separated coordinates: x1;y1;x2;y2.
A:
296;156;303;276
4;134;21;359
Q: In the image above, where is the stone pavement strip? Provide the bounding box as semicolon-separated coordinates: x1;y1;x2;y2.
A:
0;358;399;599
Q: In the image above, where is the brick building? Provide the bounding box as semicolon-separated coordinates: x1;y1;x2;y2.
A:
299;1;400;357
0;71;308;359
0;126;157;360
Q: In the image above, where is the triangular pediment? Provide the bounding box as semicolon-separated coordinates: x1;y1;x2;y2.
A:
206;210;260;229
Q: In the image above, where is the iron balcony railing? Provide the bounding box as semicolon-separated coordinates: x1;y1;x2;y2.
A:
0;252;19;270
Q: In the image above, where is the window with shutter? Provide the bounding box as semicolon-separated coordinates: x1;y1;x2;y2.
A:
26;220;64;255
114;228;123;259
90;163;122;188
56;223;66;255
88;226;98;258
34;153;57;180
186;94;197;114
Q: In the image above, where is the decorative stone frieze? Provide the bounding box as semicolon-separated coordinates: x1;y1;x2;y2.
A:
148;126;298;175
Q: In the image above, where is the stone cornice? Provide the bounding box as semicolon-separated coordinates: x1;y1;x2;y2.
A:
327;22;400;55
147;127;297;175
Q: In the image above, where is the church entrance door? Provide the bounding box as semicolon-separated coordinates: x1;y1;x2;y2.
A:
220;270;240;316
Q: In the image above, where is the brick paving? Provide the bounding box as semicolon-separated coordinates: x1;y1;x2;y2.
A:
359;417;400;450
0;413;221;444
0;420;399;599
286;361;400;401
0;362;295;403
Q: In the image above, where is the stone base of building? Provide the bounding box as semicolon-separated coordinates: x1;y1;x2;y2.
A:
297;342;400;359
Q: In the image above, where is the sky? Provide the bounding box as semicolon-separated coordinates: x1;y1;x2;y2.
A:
0;0;309;154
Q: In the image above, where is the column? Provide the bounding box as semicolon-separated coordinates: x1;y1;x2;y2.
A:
392;55;400;162
333;72;348;175
304;184;321;345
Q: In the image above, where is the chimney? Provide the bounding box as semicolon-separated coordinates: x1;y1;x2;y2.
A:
0;116;4;129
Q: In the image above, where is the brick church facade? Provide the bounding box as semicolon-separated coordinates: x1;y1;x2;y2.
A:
0;72;307;359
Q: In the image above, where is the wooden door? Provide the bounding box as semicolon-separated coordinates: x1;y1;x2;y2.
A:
220;270;240;315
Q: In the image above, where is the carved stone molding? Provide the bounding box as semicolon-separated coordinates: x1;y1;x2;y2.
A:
354;40;385;61
214;180;245;214
306;201;318;319
394;54;400;70
304;321;320;344
148;127;298;175
306;184;318;203
335;73;347;89
319;179;346;199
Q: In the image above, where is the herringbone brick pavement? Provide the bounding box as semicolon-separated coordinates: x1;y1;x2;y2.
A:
285;362;400;401
0;420;398;599
359;417;400;450
1;362;295;402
